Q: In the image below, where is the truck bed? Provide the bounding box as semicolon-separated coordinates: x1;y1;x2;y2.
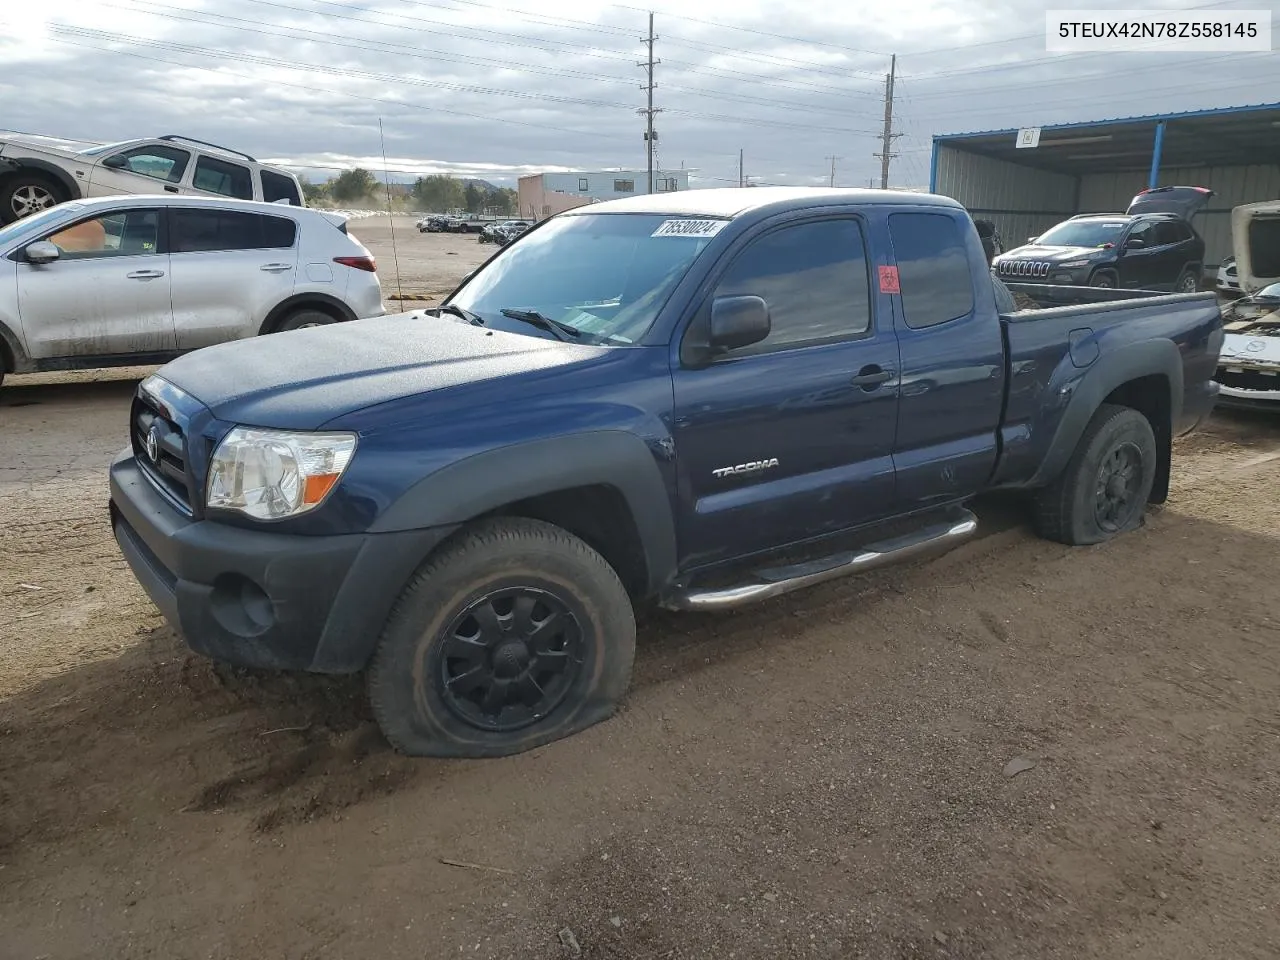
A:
990;282;1224;488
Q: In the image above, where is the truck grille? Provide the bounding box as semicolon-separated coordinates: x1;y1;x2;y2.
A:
998;259;1051;278
131;393;194;514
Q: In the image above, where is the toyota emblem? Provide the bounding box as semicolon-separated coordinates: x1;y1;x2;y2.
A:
1246;340;1266;352
145;425;161;463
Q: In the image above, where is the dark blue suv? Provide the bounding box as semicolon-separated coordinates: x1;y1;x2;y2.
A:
994;185;1212;292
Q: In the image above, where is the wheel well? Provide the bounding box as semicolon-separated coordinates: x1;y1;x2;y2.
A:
0;161;78;201
258;295;353;335
485;484;649;600
1103;375;1172;503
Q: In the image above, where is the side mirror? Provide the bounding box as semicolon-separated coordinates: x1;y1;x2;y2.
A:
1027;236;1039;244
709;295;770;351
24;241;60;264
102;154;128;170
1124;238;1146;250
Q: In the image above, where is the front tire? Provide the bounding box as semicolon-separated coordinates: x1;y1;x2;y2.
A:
0;173;65;224
367;518;637;758
1087;269;1117;289
1033;403;1158;546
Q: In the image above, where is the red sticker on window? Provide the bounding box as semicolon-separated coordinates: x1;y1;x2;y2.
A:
878;265;900;294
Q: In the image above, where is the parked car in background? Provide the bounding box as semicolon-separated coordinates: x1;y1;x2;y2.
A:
0;133;306;225
993;185;1212;291
1228;198;1280;295
1218;256;1241;294
1214;282;1280;409
107;186;1222;759
418;215;449;233
479;219;530;244
0;194;383;388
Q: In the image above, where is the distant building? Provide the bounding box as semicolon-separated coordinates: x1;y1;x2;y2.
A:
518;169;691;221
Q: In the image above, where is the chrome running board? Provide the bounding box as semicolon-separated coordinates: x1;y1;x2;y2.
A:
662;510;978;612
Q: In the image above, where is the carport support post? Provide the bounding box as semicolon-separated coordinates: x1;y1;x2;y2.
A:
1148;121;1166;190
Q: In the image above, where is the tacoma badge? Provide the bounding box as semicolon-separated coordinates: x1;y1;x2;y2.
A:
712;458;779;479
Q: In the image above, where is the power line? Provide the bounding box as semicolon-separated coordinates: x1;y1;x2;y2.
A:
51;25;884;137
113;1;885;121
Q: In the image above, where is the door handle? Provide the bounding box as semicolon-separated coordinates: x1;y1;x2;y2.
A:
260;263;293;272
850;366;892;389
164;185;179;193
126;269;165;279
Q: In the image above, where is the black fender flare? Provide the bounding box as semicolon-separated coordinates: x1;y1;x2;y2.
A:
258;293;358;334
1026;338;1183;490
0;157;83;201
369;430;679;595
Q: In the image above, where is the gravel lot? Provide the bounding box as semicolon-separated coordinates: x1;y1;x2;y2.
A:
345;214;494;307
1;226;1279;958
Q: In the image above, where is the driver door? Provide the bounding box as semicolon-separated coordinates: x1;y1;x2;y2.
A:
1117;221;1160;289
86;143;194;198
16;208;175;358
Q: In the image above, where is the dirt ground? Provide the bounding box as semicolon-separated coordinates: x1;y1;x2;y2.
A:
344;215;494;309
2;358;1280;959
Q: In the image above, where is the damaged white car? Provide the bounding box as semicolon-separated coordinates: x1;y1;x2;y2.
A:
1214;200;1280;409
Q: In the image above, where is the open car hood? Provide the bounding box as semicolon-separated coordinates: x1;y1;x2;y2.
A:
1125;185;1213;220
1231;200;1280;294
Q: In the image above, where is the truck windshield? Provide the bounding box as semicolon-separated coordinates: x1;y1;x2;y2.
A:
449;213;722;344
1035;220;1127;248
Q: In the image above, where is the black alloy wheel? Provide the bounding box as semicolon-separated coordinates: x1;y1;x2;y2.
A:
437;586;584;732
1093;441;1145;533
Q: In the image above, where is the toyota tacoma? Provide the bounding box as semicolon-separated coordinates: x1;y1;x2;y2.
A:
109;187;1225;758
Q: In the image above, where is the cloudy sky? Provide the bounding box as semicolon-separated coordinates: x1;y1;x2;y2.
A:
1;0;1276;190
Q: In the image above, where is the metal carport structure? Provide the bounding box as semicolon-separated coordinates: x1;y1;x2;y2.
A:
930;102;1280;269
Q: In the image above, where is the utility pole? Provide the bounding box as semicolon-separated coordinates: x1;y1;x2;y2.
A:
638;13;662;195
825;155;841;187
872;54;901;189
739;148;744;187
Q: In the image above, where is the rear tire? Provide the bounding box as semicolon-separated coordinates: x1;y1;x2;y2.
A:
0;173;65;224
367;517;637;758
1033;403;1157;546
1175;268;1200;293
275;307;338;332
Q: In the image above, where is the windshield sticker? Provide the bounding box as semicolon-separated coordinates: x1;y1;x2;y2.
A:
651;219;728;238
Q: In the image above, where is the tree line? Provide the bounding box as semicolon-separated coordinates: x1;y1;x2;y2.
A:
301;169;517;214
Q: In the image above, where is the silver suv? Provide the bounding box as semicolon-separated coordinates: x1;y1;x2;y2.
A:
0;133;307;224
0;194;384;387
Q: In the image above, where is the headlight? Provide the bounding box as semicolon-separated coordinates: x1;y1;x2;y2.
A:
1059;260;1092;268
206;427;357;520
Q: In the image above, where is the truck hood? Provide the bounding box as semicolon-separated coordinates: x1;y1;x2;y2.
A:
1126;185;1213;219
153;312;612;430
1230;200;1280;294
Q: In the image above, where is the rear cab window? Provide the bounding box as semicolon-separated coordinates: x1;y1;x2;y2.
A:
887;211;975;329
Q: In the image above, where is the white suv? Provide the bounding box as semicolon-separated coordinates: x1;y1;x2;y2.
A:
0;195;384;386
0;133;306;224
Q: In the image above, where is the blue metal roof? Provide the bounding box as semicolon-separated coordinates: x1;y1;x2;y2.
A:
933;101;1280;142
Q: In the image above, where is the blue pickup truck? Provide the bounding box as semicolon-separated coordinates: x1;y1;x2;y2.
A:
109;187;1224;757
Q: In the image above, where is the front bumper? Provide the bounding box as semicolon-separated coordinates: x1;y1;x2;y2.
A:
1214;383;1280;410
109;450;456;673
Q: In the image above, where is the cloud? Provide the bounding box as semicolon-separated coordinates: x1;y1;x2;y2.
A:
0;0;1276;190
